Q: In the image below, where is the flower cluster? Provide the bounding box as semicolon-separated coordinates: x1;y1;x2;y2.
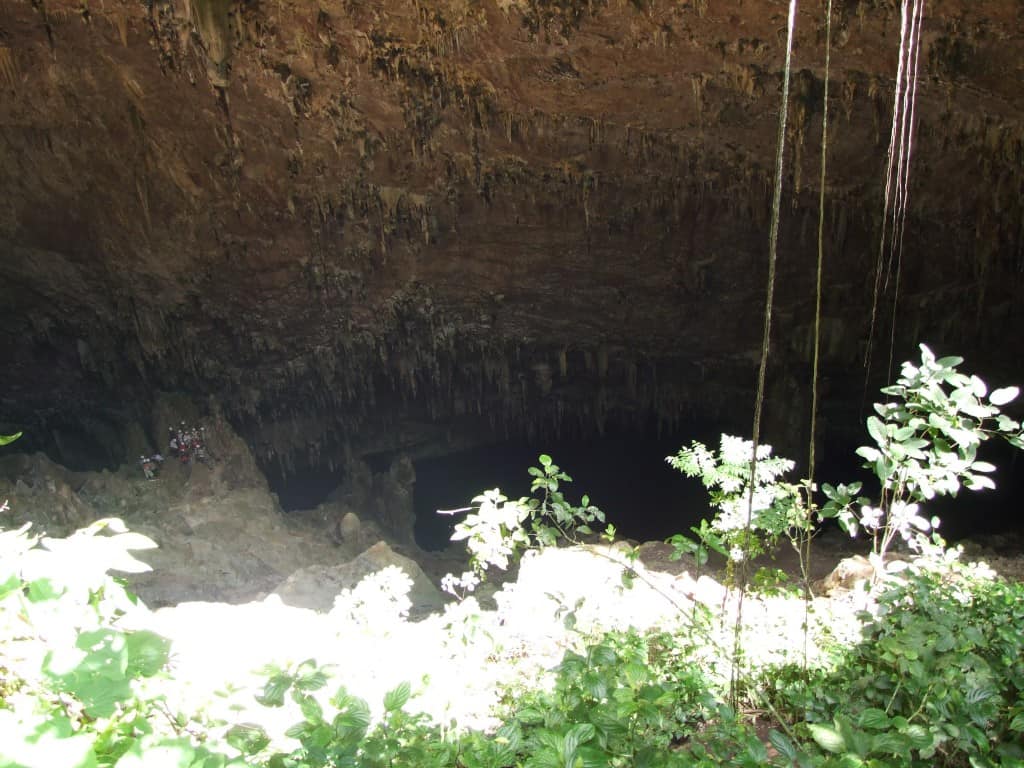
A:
330;565;414;629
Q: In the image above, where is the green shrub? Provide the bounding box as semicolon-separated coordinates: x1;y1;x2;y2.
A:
765;564;1024;767
0;519;241;768
823;344;1024;568
505;629;720;768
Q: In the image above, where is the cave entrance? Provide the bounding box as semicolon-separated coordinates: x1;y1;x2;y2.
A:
267;461;343;512
259;423;1024;555
412;427;717;551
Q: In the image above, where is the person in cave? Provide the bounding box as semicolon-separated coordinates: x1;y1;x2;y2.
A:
139;453;163;480
188;427;209;464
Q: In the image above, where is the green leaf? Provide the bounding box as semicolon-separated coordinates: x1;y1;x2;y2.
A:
990;386;1019;406
563;723;596;760
44;630;132;719
225;724;270;755
901;724;933;749
856;446;881;463
332;698;371;733
297;693;323;723
293;660;329;692
0;573;20;601
538;455;552;467
256;674;292;707
26;578;65;602
124;630;172;678
857;708;889;730
0;431;22;446
871;731;911;756
283;721;310;740
808;723;846;754
383;681;411;712
965;474;996;491
866;416;887;446
767;730;797;761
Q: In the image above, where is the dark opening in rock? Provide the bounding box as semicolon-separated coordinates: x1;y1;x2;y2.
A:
411;427;715;551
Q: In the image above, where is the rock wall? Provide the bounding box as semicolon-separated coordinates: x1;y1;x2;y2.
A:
0;403;432;606
1;0;1022;474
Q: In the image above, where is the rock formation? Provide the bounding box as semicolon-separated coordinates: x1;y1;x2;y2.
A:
0;0;1021;492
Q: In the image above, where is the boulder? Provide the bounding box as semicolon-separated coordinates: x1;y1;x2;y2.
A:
813;555;876;596
272;540;445;615
338;511;362;545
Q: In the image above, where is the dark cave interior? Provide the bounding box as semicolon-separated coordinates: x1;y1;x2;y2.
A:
266;417;1024;553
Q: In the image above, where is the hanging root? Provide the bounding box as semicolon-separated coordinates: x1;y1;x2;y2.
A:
863;0;926;399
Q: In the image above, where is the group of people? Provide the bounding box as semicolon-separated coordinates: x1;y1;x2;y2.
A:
137;422;214;480
168;423;212;465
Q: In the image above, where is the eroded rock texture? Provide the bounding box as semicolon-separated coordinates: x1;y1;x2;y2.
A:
1;0;1022;475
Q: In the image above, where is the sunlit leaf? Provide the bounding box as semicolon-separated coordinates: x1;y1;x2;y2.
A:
226;724;270;756
125;630;172;678
383;681;411;712
989;386;1019;406
808;723;845;754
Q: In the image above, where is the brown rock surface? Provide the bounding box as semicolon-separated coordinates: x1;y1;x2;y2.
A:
0;0;1021;476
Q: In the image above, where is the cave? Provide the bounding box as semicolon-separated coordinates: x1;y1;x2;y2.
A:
2;0;1023;568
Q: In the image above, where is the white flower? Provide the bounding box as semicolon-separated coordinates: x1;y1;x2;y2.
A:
859;505;883;531
441;571;480;597
331;565;413;628
720;435;755;467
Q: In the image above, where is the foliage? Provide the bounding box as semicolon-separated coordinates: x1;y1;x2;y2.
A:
767;563;1024;767
0;518;241;768
328;565;413;630
508;629;718;767
440;454;605;594
234;662;458;768
0;432;22;446
822;344;1024;566
666;435;812;584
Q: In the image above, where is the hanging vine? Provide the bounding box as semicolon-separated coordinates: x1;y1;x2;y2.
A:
863;0;926;398
734;0;800;705
802;0;834;672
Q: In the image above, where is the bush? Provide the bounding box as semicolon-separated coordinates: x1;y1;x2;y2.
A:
766;563;1024;766
507;629;719;767
0;519;241;768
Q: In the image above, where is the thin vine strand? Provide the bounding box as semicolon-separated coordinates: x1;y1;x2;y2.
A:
863;0;912;406
886;0;925;386
804;0;833;672
734;0;799;705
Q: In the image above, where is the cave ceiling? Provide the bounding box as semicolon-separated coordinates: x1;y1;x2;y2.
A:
1;0;1022;472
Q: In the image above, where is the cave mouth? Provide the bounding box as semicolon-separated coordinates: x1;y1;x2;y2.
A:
411;429;1024;551
267;461;346;512
264;420;1024;554
412;427;717;551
